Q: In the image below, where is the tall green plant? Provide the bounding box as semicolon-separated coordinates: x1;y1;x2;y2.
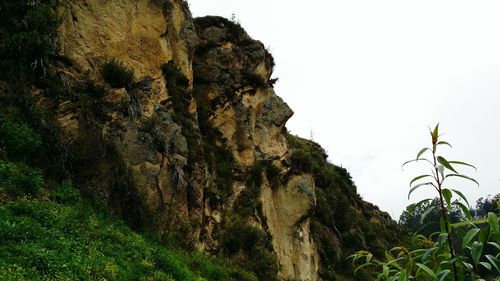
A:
350;124;500;280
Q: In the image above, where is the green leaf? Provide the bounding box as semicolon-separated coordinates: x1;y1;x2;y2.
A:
409;198;432;214
408;182;434;199
437;233;447;250
432;124;440;143
487;242;500;250
438;165;444;179
479;262;492;270
366;253;373;264
485;254;500;273
437;156;458;174
354;262;371;275
422;247;437;262
439;216;446;233
386;257;404;270
410;175;433;187
421;206;437;224
385;251;394;262
416;263;437;279
479;226;490;244
445;174;479;186
398;270;408;281
437;141;452;148
417;148;431;159
442;189;452;208
454;201;472;220
382;264;389;278
448;161;477;171
402;158;433;168
471;241;483;266
437;270;450;281
488;212;500;243
462;228;480;249
450;189;469;206
462;262;473;271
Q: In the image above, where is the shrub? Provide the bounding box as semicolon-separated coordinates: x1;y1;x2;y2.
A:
49;180;81;204
223;216;279;281
0;116;42;161
234;183;260;218
0;1;61;81
265;162;281;188
214;146;234;197
101;58;135;89
235;161;280;218
242;71;267;88
247;245;279;281
290;149;313;173
0;160;43;196
286;133;398;280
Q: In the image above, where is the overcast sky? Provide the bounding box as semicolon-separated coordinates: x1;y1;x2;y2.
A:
188;0;500;219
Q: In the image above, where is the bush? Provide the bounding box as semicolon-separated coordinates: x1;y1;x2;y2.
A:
265;162;281;188
101;58;135;89
235;183;260;218
0;116;42;161
222;216;278;281
289;149;313;173
0;160;43;196
49;180;81;204
214;146;234;197
0;1;61;81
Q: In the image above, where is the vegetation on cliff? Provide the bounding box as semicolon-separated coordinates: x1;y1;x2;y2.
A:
287;134;400;280
0;111;257;281
0;1;415;280
0;0;60;83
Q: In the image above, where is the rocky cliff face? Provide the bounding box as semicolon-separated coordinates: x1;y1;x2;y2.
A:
5;1;398;280
192;16;319;280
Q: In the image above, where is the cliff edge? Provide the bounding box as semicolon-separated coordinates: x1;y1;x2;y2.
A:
0;1;398;280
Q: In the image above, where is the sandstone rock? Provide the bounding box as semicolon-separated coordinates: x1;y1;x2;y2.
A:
27;3;399;280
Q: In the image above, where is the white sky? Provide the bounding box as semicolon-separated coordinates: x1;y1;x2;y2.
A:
188;0;500;219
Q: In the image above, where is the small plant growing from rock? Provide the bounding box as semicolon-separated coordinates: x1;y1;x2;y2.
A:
101;58;135;89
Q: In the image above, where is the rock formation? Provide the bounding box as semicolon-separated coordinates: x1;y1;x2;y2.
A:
2;1;398;280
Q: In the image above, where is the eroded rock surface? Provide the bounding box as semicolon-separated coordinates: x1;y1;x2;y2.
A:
193;16;319;280
19;3;399;280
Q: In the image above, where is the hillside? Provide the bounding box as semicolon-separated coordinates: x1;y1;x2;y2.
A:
0;1;399;280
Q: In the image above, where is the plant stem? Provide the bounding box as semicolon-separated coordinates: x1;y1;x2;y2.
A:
433;150;459;281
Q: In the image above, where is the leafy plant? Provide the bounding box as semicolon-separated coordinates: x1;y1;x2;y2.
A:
0;160;43;196
289;149;313;173
49;180;81;204
0;116;42;161
101;58;135;89
222;215;278;281
0;1;61;81
0;198;258;281
350;124;500;280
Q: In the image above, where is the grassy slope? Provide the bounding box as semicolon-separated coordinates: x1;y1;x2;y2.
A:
0;194;256;281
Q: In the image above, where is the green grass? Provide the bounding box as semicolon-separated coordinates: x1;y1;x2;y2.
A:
0;107;256;280
0;197;257;281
